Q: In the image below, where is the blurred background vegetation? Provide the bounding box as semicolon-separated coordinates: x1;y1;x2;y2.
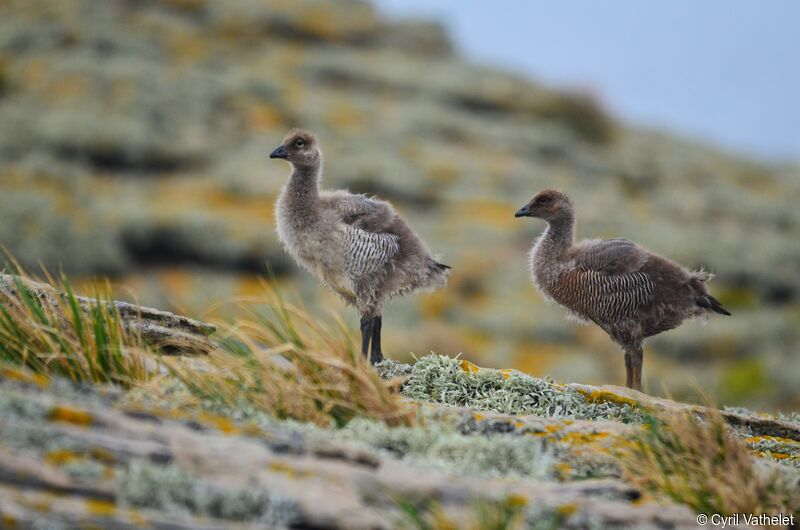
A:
0;0;798;411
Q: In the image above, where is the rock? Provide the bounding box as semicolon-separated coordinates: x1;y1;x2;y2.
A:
569;382;800;442
0;368;713;529
0;274;216;355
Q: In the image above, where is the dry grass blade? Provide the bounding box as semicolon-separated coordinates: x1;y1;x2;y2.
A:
619;409;799;517
0;269;154;387
163;279;416;427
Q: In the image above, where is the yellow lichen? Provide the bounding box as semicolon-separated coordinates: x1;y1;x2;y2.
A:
756;451;792;460
559;431;611;446
505;493;528;508
86;499;117;517
576;388;639;408
459;359;480;374
89;447;116;464
1;367;49;387
196;412;239;435
557;503;578;516
268;461;312;479
744;435;800;446
48;405;93;427
1;515;18;529
554;462;572;479
44;449;81;466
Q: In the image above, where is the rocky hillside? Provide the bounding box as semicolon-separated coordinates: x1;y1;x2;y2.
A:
1;333;799;528
0;274;798;529
0;0;798;409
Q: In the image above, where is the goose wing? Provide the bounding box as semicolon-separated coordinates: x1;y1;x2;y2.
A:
563;239;655;320
336;194;394;231
572;238;647;275
343;226;400;277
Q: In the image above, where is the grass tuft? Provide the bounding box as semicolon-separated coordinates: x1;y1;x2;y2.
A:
398;495;527;530
0;271;153;388
160;279;416;427
619;409;800;516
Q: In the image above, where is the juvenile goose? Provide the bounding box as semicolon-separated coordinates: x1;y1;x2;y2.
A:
270;129;450;364
515;189;730;391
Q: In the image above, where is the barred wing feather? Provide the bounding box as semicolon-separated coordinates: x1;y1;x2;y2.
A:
554;269;655;321
343;226;400;278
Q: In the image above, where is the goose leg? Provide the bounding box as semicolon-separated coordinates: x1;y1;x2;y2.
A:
630;343;644;392
370;315;384;365
359;315;373;361
624;352;633;389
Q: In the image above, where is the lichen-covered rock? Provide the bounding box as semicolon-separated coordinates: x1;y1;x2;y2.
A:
0;365;719;529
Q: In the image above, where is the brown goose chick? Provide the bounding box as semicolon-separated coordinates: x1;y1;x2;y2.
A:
515;189;730;391
269;129;450;364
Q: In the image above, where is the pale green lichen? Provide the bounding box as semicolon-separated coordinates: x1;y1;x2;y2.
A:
116;460;298;526
61;459;106;482
374;359;413;379
397;355;642;423
329;418;552;479
724;405;800;427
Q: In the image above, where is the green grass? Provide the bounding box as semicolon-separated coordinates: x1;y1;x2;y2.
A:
619;410;800;516
152;279;416;427
0;268;413;427
0;271;153;388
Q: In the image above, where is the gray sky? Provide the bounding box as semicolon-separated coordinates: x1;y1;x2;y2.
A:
375;1;800;163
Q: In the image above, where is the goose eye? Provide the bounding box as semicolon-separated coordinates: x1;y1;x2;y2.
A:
294;139;305;148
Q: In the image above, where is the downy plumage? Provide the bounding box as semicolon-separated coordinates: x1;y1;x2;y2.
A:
515;189;730;391
270;129;450;364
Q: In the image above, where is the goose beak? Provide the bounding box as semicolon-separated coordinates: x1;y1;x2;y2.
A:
514;205;530;218
269;145;288;159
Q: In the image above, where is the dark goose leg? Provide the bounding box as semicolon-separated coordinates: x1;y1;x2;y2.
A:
360;315;374;361
624;351;633;389
630;343;644;391
370;315;384;364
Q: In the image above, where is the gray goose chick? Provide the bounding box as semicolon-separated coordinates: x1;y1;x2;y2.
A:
270;129;450;364
515;189;730;391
